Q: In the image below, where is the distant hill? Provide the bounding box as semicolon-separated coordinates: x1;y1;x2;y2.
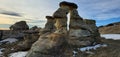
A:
99;22;120;34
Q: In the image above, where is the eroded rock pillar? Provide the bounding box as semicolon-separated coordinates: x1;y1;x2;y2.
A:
69;9;91;38
68;4;93;47
44;16;56;31
39;16;55;35
53;2;69;34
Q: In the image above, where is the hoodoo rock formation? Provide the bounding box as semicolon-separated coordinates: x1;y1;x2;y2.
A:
44;16;56;32
9;21;29;30
53;1;69;34
39;16;56;35
26;1;102;57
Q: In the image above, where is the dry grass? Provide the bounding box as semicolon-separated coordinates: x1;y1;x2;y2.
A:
99;24;120;34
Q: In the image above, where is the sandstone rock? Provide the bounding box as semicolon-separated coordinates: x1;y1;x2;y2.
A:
84;19;100;37
67;36;95;47
26;33;66;57
2;30;24;39
69;9;84;29
69;29;91;37
39;16;56;36
59;1;78;9
44;16;56;31
26;1;102;57
14;33;39;51
10;21;29;30
53;4;69;34
39;29;51;36
69;9;91;38
30;26;38;30
54;18;68;34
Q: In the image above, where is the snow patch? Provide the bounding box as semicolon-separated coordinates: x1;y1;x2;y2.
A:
72;44;107;57
79;44;107;52
0;48;5;56
9;51;28;57
101;34;120;40
73;51;78;56
0;38;18;44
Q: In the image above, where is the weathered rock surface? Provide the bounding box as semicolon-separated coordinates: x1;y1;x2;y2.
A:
69;9;90;37
9;21;29;30
84;19;100;37
44;16;56;31
26;33;66;57
0;30;40;57
59;1;78;9
53;2;69;34
14;32;39;51
39;16;56;36
68;8;96;46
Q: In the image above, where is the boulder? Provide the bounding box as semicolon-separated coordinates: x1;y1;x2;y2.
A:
30;26;38;30
14;33;39;51
26;33;66;57
68;7;100;47
9;21;29;30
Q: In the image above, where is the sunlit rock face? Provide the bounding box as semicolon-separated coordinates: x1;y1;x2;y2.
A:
53;2;70;34
9;21;29;30
26;33;66;57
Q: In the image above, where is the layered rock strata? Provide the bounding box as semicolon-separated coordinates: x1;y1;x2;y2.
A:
53;2;69;34
39;16;56;35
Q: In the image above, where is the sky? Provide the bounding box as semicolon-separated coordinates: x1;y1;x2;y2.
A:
0;0;120;29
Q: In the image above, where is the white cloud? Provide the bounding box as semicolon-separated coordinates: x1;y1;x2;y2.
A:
77;0;120;20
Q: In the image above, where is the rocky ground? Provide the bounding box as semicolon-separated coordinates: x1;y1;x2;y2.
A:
0;30;40;57
1;34;120;57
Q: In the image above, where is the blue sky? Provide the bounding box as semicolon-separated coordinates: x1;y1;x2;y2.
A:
0;0;120;29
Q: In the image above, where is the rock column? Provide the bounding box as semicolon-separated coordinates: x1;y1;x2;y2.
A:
53;2;69;34
68;3;93;47
69;8;91;38
39;16;55;35
44;16;56;32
